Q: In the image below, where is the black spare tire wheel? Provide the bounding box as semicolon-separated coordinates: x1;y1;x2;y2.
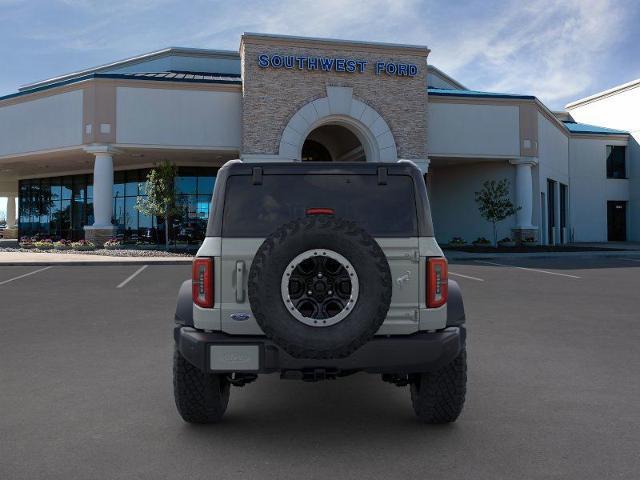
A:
248;215;392;359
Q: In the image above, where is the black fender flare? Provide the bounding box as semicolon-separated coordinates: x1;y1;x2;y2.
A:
175;279;193;327
446;279;466;326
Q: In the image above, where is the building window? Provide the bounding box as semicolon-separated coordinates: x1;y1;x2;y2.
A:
606;145;626;179
17;175;90;240
560;183;568;243
547;179;556;244
18;166;218;245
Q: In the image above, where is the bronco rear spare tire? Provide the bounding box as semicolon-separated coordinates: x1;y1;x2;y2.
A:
248;215;392;359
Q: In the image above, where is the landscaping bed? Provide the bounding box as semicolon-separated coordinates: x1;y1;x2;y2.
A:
5;236;196;257
0;247;192;257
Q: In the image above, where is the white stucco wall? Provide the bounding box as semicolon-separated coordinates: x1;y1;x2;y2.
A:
536;113;569;243
429;161;517;243
0;90;83;156
568;86;639;241
568;137;629;241
0;179;18;196
427;102;520;157
116;87;242;148
537;113;569;180
567;85;640;133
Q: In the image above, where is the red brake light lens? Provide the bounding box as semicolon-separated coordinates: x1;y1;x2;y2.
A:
427;257;448;308
192;258;214;308
305;207;335;215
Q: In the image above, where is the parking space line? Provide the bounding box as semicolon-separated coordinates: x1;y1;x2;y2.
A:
475;260;581;278
116;265;148;289
0;266;53;286
449;272;485;282
621;258;640;263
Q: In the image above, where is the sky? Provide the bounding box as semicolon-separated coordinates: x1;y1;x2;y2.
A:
1;0;639;110
0;0;639;218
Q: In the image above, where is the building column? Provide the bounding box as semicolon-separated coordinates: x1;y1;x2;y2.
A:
6;195;16;228
2;194;18;240
83;145;117;246
509;158;538;241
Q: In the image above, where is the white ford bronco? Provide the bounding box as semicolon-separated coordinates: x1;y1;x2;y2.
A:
174;160;467;424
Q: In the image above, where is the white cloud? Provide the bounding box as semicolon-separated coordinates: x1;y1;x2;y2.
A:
3;0;635;108
183;0;426;46
426;0;630;107
184;0;632;107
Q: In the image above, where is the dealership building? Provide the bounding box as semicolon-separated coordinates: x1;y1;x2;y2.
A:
0;33;637;245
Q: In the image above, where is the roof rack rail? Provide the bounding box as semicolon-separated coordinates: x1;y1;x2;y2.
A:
397;159;418;168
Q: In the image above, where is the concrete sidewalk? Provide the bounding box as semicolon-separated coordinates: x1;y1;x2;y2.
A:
3;247;640;265
445;249;640;261
0;251;193;266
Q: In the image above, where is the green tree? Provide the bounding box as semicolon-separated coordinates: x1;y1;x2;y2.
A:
136;161;181;250
474;179;520;246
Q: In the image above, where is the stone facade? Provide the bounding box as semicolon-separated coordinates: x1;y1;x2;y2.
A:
240;34;429;160
1;227;18;239
511;227;539;243
84;226;116;247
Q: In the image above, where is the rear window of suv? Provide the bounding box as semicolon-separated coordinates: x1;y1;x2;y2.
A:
221;174;418;237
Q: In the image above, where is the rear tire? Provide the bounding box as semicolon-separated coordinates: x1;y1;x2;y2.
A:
173;345;230;424
410;348;467;424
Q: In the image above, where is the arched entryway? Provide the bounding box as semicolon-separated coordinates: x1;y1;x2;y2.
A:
278;86;398;163
301;124;366;162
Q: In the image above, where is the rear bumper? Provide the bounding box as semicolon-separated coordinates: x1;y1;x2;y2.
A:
174;326;466;375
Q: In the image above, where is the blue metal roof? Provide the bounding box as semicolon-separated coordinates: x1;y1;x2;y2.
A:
124;71;241;82
19;47;241;92
428;87;535;100
0;71;242;102
562;121;628;135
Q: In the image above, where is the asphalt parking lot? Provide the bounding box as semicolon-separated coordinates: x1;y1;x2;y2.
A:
1;256;639;479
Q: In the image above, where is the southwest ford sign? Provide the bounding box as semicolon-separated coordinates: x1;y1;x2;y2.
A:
257;54;418;77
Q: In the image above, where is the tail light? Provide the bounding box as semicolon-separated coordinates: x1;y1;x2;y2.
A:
192;257;214;308
427;257;448;308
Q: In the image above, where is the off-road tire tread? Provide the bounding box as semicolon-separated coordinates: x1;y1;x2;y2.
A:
248;215;392;359
173;346;230;424
410;348;467;423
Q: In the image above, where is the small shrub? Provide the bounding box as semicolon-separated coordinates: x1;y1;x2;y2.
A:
71;240;96;251
33;239;54;250
19;236;34;249
103;238;123;250
449;236;466;246
54;239;73;250
472;237;491;245
498;236;516;247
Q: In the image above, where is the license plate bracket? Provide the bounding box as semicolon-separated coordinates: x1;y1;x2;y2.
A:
209;345;260;371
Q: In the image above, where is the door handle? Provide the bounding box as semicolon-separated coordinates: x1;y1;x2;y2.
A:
236;261;245;302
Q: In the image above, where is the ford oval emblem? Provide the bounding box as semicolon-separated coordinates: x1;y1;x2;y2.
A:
230;312;251;321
